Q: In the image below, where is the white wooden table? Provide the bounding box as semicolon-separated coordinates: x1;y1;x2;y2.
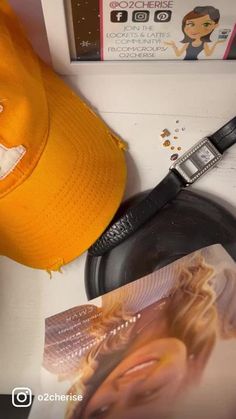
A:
1;5;236;395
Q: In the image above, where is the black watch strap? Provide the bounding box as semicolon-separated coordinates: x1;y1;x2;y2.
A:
209;116;236;153
89;171;184;256
89;116;236;257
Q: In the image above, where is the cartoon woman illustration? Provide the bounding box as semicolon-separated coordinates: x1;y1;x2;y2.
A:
42;247;236;419
165;6;225;60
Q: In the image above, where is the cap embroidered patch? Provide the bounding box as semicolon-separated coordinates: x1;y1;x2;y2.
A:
0;143;26;180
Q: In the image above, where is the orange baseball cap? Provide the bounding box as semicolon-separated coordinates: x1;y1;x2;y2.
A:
0;2;127;271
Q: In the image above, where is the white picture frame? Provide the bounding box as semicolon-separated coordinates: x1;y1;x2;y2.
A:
41;0;236;76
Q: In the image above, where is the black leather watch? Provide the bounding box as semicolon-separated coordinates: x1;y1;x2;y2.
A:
89;116;236;257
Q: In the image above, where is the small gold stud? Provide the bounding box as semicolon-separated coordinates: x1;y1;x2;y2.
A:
163;140;171;147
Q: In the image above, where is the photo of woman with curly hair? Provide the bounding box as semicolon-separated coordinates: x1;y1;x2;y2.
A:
165;6;226;60
42;245;236;419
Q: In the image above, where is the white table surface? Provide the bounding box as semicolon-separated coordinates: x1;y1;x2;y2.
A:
0;56;236;396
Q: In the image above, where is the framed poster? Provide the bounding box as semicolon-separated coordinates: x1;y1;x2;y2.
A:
41;0;236;74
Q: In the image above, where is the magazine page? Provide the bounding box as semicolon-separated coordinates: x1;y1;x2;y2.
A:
31;244;236;419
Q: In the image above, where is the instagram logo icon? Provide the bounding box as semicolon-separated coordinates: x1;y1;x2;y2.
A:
12;387;32;408
132;10;150;22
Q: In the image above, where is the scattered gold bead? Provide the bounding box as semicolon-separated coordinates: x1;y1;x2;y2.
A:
163;140;171;147
160;128;171;138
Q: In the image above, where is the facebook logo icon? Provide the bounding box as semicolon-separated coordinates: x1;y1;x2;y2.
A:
111;10;128;22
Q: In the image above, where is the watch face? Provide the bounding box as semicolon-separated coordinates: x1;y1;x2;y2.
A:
180;159;198;177
195;145;215;165
172;138;222;184
180;145;216;179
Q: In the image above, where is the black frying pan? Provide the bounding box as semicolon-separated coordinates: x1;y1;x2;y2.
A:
85;189;236;299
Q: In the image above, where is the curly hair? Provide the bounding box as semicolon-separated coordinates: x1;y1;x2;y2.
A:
66;253;219;418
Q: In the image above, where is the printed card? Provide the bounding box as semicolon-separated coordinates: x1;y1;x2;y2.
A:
66;0;236;61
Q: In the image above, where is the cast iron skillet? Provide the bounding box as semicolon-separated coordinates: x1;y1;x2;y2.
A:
85;189;236;299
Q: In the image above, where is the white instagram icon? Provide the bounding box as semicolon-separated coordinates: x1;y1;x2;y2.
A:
12;387;32;407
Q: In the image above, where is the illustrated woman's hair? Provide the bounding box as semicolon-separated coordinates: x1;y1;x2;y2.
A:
66;254;218;418
181;6;220;43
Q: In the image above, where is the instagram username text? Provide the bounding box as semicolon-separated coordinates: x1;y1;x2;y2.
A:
110;1;173;9
37;393;83;402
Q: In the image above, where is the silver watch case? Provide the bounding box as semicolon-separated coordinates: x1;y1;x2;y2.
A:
170;138;222;185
